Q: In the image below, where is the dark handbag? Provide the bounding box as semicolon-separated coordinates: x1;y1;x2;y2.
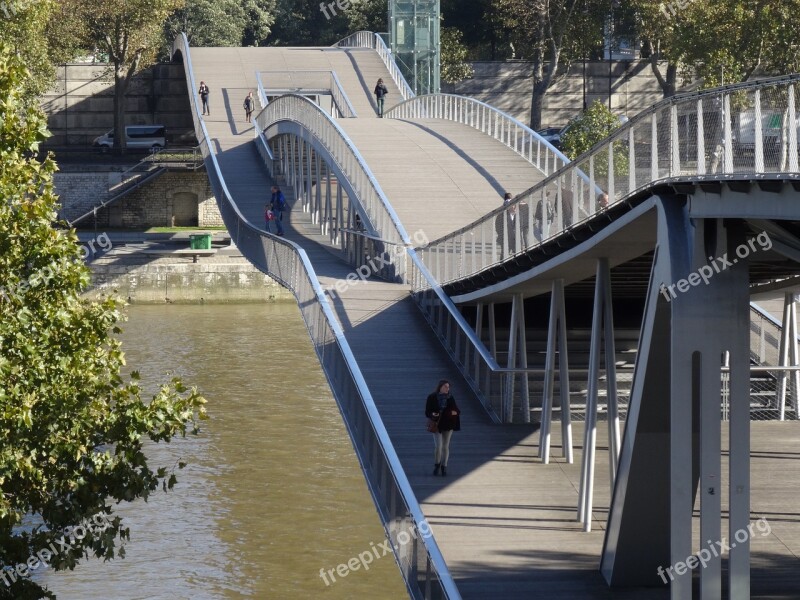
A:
426;418;439;433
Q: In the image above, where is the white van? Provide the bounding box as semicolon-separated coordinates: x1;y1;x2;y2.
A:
93;125;166;150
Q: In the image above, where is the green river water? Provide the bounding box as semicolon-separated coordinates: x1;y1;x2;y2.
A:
38;303;406;600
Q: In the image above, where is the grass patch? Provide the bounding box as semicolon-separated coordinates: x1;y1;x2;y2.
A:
145;226;227;233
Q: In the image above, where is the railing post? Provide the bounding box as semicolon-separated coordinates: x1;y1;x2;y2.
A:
697;98;706;175
723;94;733;173
754;89;764;173
789;84;798;172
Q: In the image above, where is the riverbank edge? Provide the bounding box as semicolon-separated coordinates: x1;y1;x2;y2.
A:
83;261;295;304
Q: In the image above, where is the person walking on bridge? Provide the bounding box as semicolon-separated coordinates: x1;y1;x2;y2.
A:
244;92;255;122
374;78;389;117
425;379;461;476
270;185;287;236
198;81;210;116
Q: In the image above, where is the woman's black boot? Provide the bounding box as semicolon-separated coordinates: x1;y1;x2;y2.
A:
433;463;440;476
441;465;447;476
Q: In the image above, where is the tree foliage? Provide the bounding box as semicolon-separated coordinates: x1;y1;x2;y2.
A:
346;0;386;34
496;0;610;129
0;0;82;98
163;0;276;48
441;27;474;85
561;99;628;178
59;0;184;152
0;45;206;599
633;0;800;97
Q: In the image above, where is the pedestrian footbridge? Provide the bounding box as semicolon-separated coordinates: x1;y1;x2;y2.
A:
172;32;800;600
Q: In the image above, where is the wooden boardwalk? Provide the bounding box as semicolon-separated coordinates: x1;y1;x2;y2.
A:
189;45;800;599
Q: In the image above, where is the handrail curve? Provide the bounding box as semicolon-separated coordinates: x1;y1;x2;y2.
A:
418;73;800;287
334;31;415;101
172;32;461;600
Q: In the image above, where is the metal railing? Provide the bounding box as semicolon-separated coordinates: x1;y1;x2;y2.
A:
334;31;415;101
257;70;357;118
385;94;570;177
173;32;460;600
254;93;410;250
416;74;800;287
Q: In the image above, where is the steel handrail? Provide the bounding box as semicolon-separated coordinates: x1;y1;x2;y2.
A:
419;73;800;286
258;70;357;118
254;92;411;248
385;93;571;176
173;32;461;600
334;31;415;101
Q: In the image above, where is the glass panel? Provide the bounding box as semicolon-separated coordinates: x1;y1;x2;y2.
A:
390;0;440;95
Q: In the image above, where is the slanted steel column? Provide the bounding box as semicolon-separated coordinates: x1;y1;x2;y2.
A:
504;295;527;423
324;167;332;237
336;183;344;248
314;151;322;225
487;303;497;401
540;279;572;463
778;292;800;420
578;258;619;529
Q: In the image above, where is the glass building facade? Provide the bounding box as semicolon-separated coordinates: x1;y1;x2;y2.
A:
389;0;440;95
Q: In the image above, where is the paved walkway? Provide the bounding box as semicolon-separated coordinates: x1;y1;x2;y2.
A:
185;44;800;599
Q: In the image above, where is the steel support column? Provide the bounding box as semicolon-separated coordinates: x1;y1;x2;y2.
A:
540;279;572;463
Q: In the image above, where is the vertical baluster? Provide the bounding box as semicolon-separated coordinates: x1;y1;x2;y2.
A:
754;89;764;173
697;98;706;175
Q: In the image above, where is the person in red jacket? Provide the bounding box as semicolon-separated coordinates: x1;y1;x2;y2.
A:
425;379;461;476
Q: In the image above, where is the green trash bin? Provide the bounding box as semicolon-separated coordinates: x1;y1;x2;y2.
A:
189;233;212;250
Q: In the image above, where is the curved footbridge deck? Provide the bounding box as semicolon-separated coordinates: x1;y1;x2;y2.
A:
177;38;800;599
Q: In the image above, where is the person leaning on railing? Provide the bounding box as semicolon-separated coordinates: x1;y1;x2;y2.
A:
495;193;529;257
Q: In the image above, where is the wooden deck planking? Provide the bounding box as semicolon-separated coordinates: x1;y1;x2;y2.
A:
189;45;800;599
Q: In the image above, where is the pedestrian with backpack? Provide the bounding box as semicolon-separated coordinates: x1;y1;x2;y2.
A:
270;185;287;236
244;92;255;122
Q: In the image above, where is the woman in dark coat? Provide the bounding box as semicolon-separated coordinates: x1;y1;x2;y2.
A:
425;379;461;476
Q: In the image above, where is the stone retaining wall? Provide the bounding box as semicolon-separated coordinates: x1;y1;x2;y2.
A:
85;261;294;304
55;169;223;228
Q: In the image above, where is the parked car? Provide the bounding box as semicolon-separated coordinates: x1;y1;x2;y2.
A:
537;114;629;151
93;125;167;151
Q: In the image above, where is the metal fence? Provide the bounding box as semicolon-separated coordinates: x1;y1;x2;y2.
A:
257;70;357;118
416;74;800;287
385;94;570;178
334;31;415;102
173;33;460;600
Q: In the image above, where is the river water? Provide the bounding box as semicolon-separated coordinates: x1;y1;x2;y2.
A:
39;304;405;599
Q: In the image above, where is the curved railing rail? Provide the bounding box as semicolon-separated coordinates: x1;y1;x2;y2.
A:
257;70;358;118
385;94;571;178
417;73;800;288
255;92;411;250
334;31;415;101
172;33;461;600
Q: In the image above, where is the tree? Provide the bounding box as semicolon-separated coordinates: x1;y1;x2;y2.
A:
633;0;800;98
442;0;509;60
347;0;387;33
0;0;82;98
163;0;276;48
268;0;350;46
497;0;610;129
65;0;184;153
560;99;628;177
0;44;206;599
441;27;474;85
